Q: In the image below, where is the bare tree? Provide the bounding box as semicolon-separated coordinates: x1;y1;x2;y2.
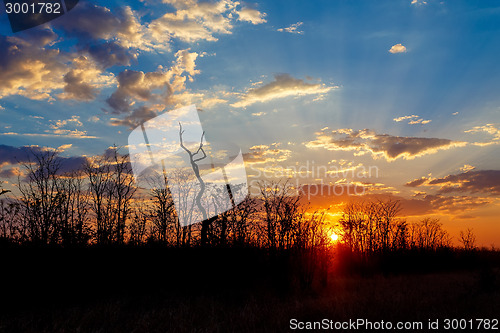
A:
459;228;476;251
338;199;407;253
110;148;136;243
85;153;113;244
148;173;178;244
410;218;451;250
260;181;304;250
0;199;22;241
56;171;91;245
84;147;136;244
179;122;211;246
128;204;149;245
18;150;66;244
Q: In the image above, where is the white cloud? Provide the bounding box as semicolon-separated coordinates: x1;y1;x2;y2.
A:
411;0;428;6
277;22;304;34
151;0;266;43
231;74;337;108
238;7;267;24
465;124;500;145
389;43;407;54
57;144;73;152
393;115;431;125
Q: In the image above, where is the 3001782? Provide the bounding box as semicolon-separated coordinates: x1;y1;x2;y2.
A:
5;2;61;14
443;319;499;330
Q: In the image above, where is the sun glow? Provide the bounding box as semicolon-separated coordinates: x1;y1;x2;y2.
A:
330;232;339;242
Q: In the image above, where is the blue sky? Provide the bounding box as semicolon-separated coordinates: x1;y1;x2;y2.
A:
1;0;500;245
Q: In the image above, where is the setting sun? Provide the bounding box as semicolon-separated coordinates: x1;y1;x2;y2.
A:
330;233;339;242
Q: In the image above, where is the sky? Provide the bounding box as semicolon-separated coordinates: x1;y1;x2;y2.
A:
1;0;499;246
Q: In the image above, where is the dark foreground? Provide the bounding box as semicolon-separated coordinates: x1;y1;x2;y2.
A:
0;246;499;332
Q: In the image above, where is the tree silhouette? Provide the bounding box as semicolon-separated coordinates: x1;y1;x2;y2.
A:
459;228;476;251
179;122;213;246
0;181;10;197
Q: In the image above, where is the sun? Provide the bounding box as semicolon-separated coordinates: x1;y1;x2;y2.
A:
330;232;339;242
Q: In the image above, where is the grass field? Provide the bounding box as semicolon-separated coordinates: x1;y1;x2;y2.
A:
0;247;498;332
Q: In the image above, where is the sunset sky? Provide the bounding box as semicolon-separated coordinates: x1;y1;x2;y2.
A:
1;0;499;246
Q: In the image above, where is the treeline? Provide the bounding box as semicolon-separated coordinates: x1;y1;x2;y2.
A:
339;201;459;254
0;149;478;252
0;149;330;250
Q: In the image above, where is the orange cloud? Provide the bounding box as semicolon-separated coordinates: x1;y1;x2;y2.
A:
306;128;466;161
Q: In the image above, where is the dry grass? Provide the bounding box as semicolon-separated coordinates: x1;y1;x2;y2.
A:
1;268;498;333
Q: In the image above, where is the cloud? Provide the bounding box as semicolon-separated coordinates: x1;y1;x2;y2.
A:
57;144;73;152
277;22;304;34
460;164;475;173
199;97;227;109
0;116;97;139
0;33;68;100
106;49;200;117
0;27;113;101
0;1;266;103
393;115;431;125
58;56;115;101
231;74;336;108
406;170;500;195
465;124;500;143
306;128;466;161
150;0;266;43
0;132;98;139
411;0;428;6
389;43;407;54
0;167;23;179
53;4;156;53
302;184;492;217
0;145;97;178
238;7;267;24
405;177;429;187
243;143;291;164
87;42;136;69
109;106;159;129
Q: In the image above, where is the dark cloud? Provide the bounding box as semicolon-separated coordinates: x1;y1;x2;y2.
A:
405;177;428;187
407;170;500;195
0;167;22;179
106;69;174;114
15;27;58;47
87;42;135;68
61;68;96;101
109;106;158;130
306;128;466;161
0;145;88;178
52;2;122;41
0;145;47;165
